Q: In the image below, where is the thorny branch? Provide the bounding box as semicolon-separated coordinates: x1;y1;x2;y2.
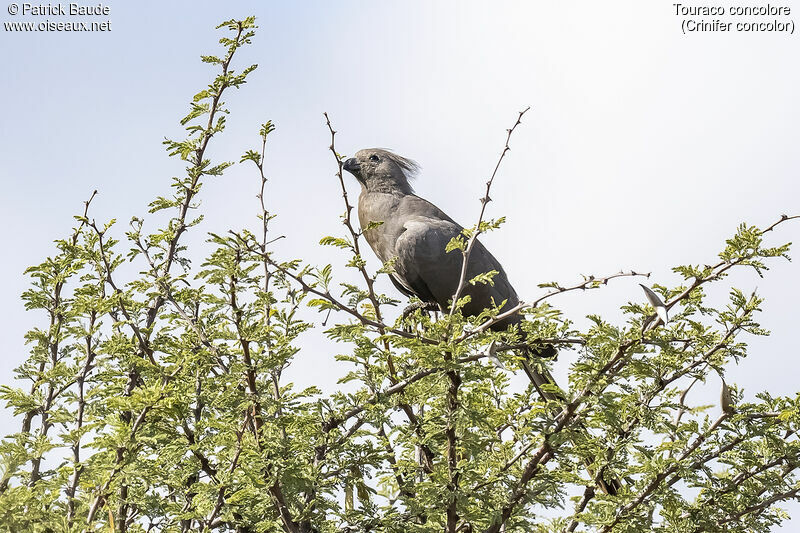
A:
450;107;530;315
84;21;255;531
460;270;649;343
4;17;799;528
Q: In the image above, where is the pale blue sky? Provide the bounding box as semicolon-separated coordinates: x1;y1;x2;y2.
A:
2;1;799;527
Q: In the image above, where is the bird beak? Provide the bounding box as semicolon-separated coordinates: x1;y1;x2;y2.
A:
343;158;360;174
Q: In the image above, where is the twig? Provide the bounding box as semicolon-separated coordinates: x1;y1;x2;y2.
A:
321;351;489;434
240;237;436;344
711;484;800;530
600;413;731;532
84;365;185;529
202;412;250;531
482;338;638;533
83;21;251;532
66;306;98;527
460;270;648;342
564;486;595;533
445;366;462;533
27;191;98;489
450;107;530;314
322;113;390;339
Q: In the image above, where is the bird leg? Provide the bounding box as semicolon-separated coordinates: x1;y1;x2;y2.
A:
401;301;440;323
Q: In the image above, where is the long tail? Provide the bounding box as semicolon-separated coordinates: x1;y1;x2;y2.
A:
522;348;621;496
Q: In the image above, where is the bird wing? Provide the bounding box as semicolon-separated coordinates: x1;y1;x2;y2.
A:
363;193;520;327
392;216;462;306
397;195;459;225
393;214;521;326
387;269;418;298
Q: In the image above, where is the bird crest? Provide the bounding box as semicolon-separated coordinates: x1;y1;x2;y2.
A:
364;148;421;180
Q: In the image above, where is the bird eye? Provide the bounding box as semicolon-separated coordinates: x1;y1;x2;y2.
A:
369;154;380;163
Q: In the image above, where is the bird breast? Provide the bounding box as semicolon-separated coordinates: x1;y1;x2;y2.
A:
358;191;407;263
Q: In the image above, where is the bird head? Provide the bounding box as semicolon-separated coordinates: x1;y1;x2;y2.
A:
343;149;418;194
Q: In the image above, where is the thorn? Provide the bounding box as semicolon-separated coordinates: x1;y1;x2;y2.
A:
721;378;735;415
640;284;669;326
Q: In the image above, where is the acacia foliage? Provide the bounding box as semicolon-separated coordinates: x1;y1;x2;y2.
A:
0;18;799;533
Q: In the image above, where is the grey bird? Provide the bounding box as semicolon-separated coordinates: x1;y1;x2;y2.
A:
343;148;522;329
343;148;620;495
343;148;553;368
